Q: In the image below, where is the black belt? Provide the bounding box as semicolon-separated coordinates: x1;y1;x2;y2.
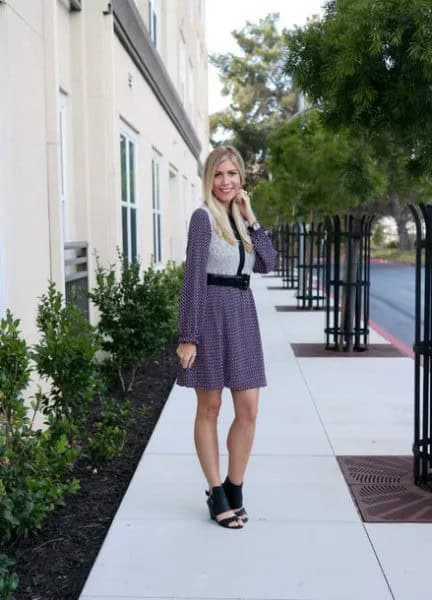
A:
207;273;250;290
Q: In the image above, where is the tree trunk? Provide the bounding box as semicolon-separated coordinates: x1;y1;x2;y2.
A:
389;194;412;251
340;218;362;350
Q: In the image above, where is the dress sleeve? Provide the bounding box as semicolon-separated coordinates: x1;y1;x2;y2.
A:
177;208;211;345
251;227;278;274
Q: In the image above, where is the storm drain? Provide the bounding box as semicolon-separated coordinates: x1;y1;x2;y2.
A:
337;455;432;522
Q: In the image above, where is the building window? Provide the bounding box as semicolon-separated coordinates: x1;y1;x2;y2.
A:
120;132;138;265
168;170;178;261
149;0;158;47
179;32;186;106
152;157;162;265
59;92;68;241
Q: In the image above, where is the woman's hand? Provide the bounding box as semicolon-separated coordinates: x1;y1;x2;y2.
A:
233;189;256;224
176;342;197;369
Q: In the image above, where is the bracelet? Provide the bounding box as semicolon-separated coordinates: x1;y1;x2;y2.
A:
248;220;261;232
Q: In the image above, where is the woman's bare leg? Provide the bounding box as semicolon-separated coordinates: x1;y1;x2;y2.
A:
226;387;259;484
194;388;223;487
194;388;242;527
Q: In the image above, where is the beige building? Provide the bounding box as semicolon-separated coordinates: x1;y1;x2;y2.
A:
0;0;209;344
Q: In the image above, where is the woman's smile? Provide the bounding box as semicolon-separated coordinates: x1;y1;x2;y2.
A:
212;158;241;204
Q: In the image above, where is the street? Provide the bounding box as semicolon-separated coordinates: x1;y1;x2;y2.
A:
370;263;418;351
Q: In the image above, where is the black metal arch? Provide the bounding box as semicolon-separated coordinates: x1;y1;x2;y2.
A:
324;213;374;351
408;202;432;491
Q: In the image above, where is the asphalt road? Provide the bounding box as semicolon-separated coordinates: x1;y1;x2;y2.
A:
370;263;418;351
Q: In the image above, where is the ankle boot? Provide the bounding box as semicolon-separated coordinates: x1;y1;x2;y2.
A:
223;476;248;523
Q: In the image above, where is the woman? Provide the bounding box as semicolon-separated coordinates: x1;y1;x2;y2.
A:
176;145;278;529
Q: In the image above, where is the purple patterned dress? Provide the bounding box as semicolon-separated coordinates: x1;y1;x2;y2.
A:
176;203;278;391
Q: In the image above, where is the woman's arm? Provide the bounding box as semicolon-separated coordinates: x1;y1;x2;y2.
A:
251;227;278;274
178;208;211;344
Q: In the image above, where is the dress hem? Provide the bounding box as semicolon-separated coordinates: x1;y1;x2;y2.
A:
176;380;267;391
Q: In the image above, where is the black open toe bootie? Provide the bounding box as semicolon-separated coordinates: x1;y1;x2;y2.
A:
223;476;249;523
205;485;243;529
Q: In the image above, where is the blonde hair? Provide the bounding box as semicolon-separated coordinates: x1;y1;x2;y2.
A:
202;145;253;253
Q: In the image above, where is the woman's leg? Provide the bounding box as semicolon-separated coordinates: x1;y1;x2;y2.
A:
226;387;259;484
194;388;242;527
194;388;223;487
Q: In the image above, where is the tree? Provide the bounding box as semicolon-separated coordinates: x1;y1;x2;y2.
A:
361;134;432;249
210;13;298;184
260;110;386;222
283;0;432;247
284;0;432;172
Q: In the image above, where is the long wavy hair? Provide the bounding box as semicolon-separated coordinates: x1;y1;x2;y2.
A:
203;146;253;253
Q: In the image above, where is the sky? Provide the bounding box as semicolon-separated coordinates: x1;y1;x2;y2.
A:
206;0;325;114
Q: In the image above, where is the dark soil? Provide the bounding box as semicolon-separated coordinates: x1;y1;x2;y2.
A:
6;338;179;600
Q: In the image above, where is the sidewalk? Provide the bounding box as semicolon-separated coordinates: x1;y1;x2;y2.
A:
79;273;430;600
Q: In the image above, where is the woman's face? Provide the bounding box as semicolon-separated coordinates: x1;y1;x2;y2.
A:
212;158;241;207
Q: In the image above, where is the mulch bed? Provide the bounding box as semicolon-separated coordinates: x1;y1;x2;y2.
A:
5;338;179;600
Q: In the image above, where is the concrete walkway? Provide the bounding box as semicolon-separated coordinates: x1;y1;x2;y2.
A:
79;273;431;600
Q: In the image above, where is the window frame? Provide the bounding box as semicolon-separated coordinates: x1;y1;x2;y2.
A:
120;127;139;265
151;154;163;265
58;91;69;241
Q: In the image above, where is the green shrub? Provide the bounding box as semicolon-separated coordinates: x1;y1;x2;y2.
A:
86;396;132;464
0;553;19;600
0;310;79;546
0;310;31;445
160;260;184;338
1;428;80;543
33;281;131;466
89;254;178;392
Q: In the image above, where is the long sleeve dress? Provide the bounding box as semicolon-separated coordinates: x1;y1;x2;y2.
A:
176;203;278;391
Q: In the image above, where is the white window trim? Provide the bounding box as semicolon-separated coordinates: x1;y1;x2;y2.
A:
59;92;69;241
120;125;139;265
168;170;178;261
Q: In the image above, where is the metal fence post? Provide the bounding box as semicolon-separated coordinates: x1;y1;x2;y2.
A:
283;223;300;290
324;214;374;351
273;223;284;276
408;203;432;491
296;222;326;309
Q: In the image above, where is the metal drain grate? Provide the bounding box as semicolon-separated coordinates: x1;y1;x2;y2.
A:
340;455;413;485
337;456;432;522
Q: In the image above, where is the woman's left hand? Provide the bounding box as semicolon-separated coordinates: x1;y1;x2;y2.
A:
234;189;255;223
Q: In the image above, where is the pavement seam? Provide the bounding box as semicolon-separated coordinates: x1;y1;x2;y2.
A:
361;527;396;600
287;326;397;600
290;354;337;458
